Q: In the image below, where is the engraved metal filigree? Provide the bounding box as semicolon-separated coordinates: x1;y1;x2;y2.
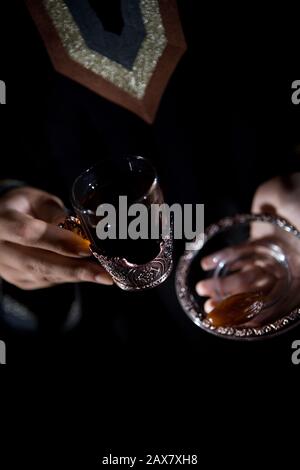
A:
92;235;173;291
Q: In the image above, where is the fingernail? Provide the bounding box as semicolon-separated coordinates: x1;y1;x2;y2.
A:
94;274;114;285
201;256;219;269
206;302;215;313
78;245;91;257
201;259;209;269
196;283;206;296
77;240;91;257
78;250;91;257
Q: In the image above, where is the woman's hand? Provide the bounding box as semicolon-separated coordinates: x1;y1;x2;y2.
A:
196;173;300;313
0;186;113;289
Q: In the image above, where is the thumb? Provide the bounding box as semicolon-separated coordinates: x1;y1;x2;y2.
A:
33;193;68;224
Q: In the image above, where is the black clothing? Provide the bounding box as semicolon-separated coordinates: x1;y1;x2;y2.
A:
0;1;300;372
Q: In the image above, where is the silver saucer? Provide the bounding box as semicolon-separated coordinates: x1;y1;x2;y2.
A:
175;214;300;340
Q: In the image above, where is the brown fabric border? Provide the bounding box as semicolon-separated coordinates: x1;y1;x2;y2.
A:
25;0;186;124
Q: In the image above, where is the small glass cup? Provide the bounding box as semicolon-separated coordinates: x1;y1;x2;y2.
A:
176;214;300;340
64;156;173;291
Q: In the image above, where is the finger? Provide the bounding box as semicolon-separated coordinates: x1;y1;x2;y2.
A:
0;209;90;257
196;278;219;298
0;264;67;290
0;263;34;288
217;266;276;296
0;263;57;290
201;247;238;270
200;243;261;271
1;187;66;223
200;237;289;272
204;299;218;314
196;265;275;299
33;196;68;224
0;242;113;285
12;187;67;223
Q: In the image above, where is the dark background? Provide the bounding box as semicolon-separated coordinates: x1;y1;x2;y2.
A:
0;1;299;465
